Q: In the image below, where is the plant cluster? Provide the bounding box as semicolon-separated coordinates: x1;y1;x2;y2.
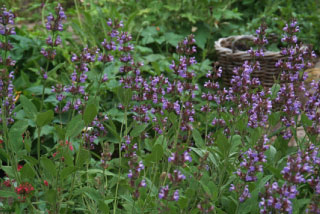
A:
1;2;320;214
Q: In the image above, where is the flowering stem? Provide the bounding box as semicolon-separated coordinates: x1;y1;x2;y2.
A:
204;102;209;145
40;30;54;112
113;107;128;214
73;0;86;44
1;103;10;160
3;33;8;68
162;104;183;187
54;159;63;213
37;127;42;162
217;129;235;201
94;70;103;100
142;131;167;209
131;200;136;214
41;0;49;28
1;105;21;184
40;61;49;112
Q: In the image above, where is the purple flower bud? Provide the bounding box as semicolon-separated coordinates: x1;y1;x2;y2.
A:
173;190;179;201
229;184;235;191
140;179;146;187
107;18;112;26
55;35;62;46
183;151;192;162
128;170;133;178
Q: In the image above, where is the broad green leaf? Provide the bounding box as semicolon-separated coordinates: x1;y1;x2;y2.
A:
23;156;38;166
54;124;66;140
0;148;9;160
141;36;155;45
178;196;188;209
150;144;164;162
66;115;85;139
116;87;132;107
9;119;28;152
230;135;242;156
292;198;310;214
270;83;280;100
36;110;54;127
106;79;121;90
2;166;14;177
84;169;115;176
181;12;199;23
200;174;219;199
223;9;242;20
141;26;158;45
154;135;167;150
14;71;30;90
83;103;98;125
20;163;36;180
192;128;205;148
76;149;90;167
74;187;101;201
235;114;248;132
249;127;262;145
268;112;280;127
60;166;76;180
163;4;180;11
106;120;121;141
300;113;312;127
40;157;57;178
141;26;158;37
238;175;273;213
144;54;165;63
265;145;277;162
130;123;148;138
34;125;54;138
24;136;32;153
0;190;16;198
26;86;52;95
136;46;153;54
195;22;210;49
48;62;65;76
155;36;166;44
98;200;110;213
145;143;164;166
164;32;184;47
20;95;37;119
45;189;57;205
215;132;230;157
60;150;74;167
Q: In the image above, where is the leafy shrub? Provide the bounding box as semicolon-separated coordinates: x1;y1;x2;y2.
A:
1;2;320;214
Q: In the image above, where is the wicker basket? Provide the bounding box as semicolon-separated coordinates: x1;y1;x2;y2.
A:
215;35;284;87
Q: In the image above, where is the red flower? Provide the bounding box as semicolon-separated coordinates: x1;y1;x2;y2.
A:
44;180;49;186
15;182;34;197
17;164;23;171
3;180;11;187
52;152;58;158
66;140;74;151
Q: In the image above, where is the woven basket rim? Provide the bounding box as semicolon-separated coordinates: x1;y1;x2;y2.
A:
215;35;282;57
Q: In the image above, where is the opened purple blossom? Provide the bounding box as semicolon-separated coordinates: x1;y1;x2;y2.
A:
159;185;169;199
128;170;133;178
173;190;179;201
184;151;192;162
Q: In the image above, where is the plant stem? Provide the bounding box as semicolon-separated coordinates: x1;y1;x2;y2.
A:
74;0;86;44
113;107;127;214
162;104;183;187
